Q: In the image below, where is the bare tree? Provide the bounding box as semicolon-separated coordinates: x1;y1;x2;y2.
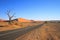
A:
6;10;15;24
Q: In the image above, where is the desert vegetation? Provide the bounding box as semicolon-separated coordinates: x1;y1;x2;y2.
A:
6;10;15;24
0;19;43;31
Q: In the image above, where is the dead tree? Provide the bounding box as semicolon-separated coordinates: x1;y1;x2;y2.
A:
6;10;15;24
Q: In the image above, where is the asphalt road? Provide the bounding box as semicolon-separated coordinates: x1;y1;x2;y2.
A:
0;23;45;40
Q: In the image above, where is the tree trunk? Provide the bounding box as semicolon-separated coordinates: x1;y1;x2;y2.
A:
9;17;11;24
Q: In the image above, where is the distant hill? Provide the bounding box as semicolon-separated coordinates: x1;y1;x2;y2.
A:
17;18;32;22
0;19;6;22
13;18;37;23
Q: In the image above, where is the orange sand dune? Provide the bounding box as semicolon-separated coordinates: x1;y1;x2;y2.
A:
18;18;33;22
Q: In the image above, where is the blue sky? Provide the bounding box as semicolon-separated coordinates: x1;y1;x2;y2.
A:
0;0;60;20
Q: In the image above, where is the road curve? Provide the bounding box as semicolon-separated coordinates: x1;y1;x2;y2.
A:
0;22;45;40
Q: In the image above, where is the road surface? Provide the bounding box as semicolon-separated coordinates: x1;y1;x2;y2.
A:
0;23;45;40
